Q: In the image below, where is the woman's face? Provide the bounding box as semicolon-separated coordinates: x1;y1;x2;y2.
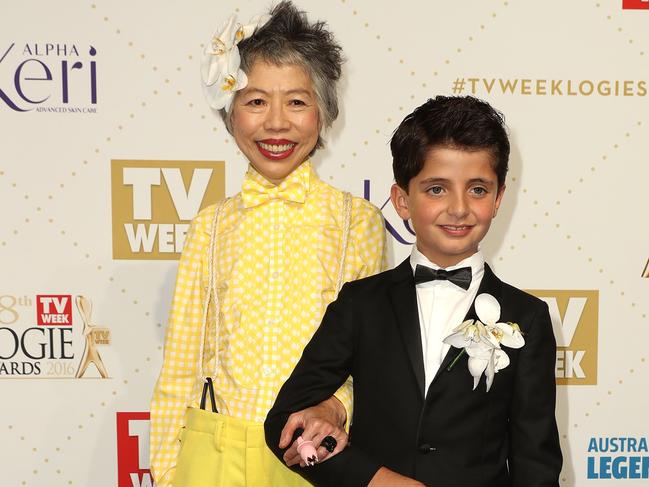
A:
231;60;320;185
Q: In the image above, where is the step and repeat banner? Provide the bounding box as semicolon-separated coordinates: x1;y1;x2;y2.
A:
1;1;648;485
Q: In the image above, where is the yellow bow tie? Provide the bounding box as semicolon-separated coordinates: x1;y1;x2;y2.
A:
241;164;309;208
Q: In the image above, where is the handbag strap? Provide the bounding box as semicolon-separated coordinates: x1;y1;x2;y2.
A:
200;377;218;413
334;191;353;299
197;192;351;383
196;198;227;382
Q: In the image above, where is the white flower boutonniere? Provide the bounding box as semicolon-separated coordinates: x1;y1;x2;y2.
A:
443;293;525;392
201;13;269;111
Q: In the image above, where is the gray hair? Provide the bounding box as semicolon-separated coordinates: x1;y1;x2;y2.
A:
221;1;344;151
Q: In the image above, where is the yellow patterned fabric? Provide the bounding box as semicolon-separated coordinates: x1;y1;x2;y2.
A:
240;163;308;208
150;161;387;486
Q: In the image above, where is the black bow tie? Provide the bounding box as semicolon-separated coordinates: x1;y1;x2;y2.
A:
414;264;472;290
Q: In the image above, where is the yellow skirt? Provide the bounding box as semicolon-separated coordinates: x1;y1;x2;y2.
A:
173;408;312;487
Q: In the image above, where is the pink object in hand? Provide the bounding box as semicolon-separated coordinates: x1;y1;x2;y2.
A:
296;436;318;466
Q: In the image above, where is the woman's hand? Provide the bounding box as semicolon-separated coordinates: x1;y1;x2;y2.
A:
279;396;348;467
368;467;426;487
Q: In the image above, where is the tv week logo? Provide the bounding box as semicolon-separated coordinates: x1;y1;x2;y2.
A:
111;160;225;260
36;295;72;325
623;0;649;9
116;412;156;487
529;290;599;385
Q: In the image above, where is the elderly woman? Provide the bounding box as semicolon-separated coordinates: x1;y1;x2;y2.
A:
149;2;386;486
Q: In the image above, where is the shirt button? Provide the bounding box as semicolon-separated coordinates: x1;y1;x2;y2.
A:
262;365;273;377
271;271;279;279
274;224;280;231
418;443;436;454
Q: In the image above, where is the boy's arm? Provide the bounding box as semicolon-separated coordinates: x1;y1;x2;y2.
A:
508;300;563;487
264;284;382;487
328;199;388;432
278;200;387;468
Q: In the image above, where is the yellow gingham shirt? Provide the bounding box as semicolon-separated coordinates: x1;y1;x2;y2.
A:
150;161;387;485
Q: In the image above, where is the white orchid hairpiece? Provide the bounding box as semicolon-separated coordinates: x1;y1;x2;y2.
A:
201;13;269;111
443;293;524;392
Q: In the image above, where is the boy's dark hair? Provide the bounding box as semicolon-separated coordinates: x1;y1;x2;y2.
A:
390;95;510;191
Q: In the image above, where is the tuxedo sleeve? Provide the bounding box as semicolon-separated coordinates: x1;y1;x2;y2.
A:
264;283;382;487
509;300;563;487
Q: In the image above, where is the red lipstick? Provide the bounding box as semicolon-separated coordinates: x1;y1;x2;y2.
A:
256;139;296;160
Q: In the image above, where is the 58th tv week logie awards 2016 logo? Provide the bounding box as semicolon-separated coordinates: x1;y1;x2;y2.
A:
0;293;111;378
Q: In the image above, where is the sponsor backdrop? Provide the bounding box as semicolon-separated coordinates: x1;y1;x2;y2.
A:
1;0;648;485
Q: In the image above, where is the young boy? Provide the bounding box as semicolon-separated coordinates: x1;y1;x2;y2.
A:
265;96;562;486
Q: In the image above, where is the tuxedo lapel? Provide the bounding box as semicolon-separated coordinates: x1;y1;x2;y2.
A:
389;258;426;397
429;263;503;386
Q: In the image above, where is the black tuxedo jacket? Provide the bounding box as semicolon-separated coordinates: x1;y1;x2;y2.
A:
265;258;562;487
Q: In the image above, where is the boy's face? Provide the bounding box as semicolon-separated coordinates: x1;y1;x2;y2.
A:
391;146;505;268
231;61;320;185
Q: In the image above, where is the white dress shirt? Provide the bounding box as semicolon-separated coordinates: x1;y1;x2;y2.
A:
410;247;485;396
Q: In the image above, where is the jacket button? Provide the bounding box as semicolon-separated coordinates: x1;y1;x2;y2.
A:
418;443;436;454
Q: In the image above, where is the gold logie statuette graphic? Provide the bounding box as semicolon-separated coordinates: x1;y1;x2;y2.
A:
75;295;110;379
642;259;649;278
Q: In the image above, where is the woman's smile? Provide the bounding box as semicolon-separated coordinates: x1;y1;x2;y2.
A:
231;61;320;185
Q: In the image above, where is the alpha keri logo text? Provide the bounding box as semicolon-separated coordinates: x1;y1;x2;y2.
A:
0;42;98;113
